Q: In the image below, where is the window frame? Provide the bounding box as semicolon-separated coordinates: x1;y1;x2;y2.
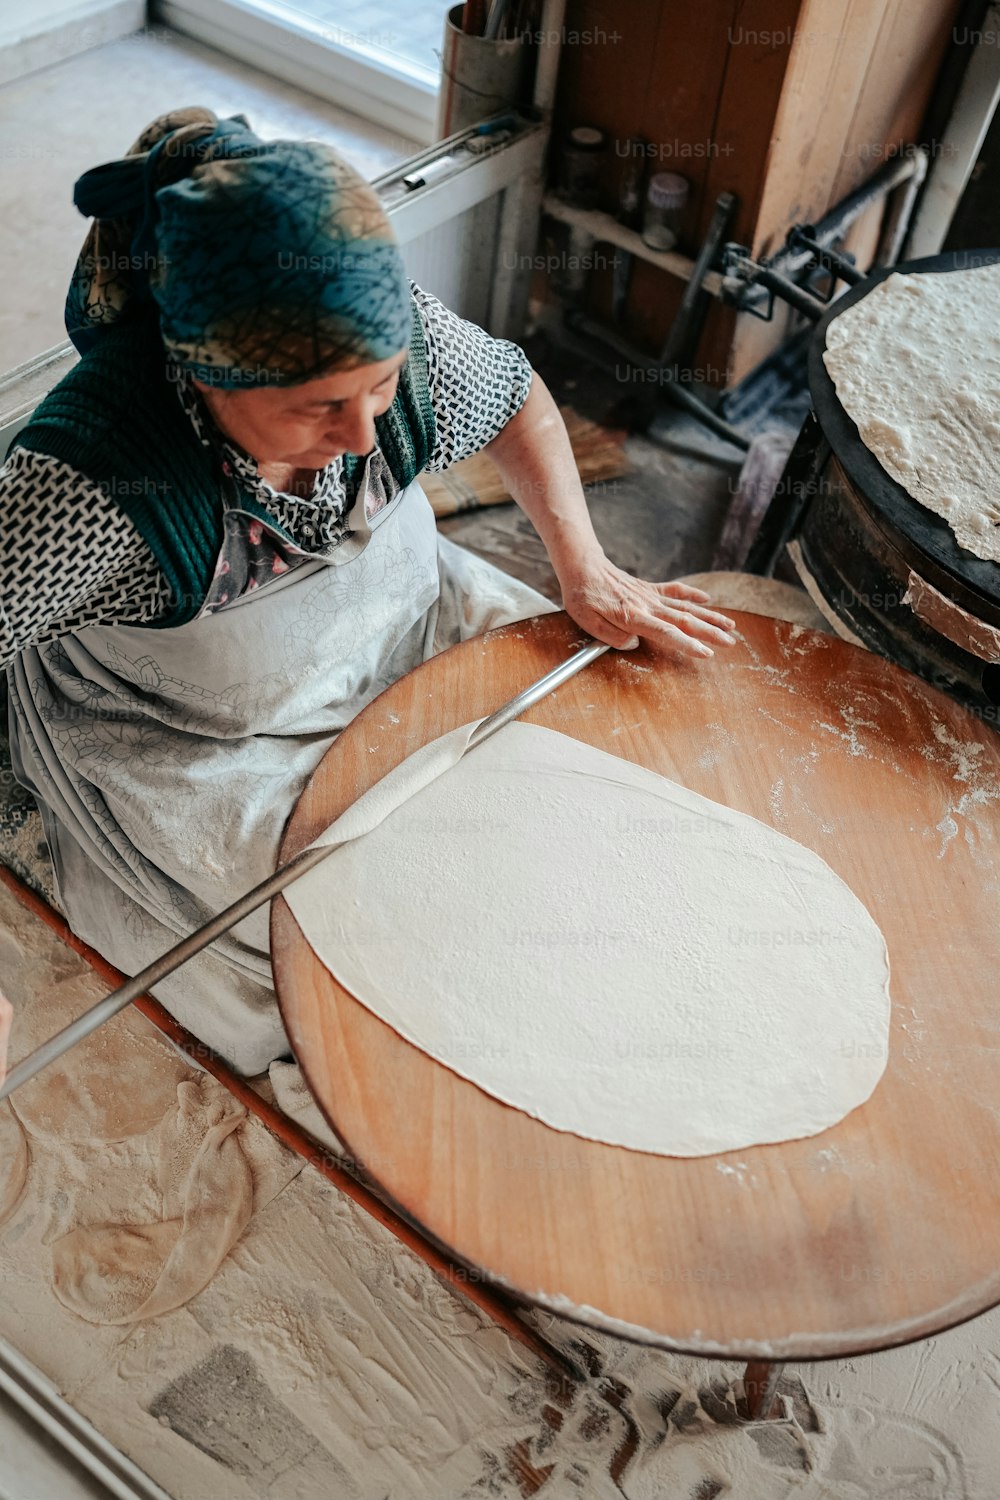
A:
151;0;440;145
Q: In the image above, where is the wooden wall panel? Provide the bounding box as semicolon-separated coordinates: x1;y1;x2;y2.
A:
752;0;962;256
724;0;961;380
700;0;806;245
549;0;745;361
694;0;809;379
620;0;758;363
551;0;663;168
551;0;962;388
827;0;962;204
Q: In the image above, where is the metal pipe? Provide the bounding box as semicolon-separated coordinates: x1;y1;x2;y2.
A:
545;149;922;338
0;1337;172;1500
662;377;751;450
0;640;611;1102
768;152;922;278
532;0;566;115
484;0;513;40
658;191;737;370
874;147;928;266
722;154;923;323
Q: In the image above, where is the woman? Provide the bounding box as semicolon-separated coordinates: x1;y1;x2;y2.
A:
1;108;736;1077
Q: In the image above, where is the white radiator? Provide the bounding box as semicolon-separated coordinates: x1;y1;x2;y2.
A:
375;114;548;337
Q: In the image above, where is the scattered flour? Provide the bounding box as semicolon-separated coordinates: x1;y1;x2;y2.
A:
816;715;869;760
935;815;960;860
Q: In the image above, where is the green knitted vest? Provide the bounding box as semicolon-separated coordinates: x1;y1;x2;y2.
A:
12;302;436;628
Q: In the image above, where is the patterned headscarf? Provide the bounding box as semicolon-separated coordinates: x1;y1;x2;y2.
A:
66;107;411;386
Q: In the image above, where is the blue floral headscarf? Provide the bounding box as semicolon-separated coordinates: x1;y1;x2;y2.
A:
66;107;411;386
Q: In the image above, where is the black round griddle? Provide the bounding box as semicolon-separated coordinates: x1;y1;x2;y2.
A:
808;249;1000;616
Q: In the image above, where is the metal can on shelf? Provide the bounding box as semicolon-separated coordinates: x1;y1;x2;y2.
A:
556;125;607;209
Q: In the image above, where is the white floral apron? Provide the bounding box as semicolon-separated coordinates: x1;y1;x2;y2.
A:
7;461;554;1074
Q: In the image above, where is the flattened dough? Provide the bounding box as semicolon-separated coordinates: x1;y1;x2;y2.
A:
52;1079;253;1324
823;262;1000;562
285;722;891;1156
0;1103;28;1226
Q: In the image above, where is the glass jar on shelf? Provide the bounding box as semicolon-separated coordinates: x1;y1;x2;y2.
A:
642;172;689;252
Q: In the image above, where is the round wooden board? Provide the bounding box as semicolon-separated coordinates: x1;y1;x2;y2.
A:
271;610;1000;1360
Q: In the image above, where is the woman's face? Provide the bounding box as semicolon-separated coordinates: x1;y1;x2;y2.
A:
194;349;408;468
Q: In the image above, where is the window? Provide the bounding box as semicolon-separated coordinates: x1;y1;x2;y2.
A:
153;0;447;144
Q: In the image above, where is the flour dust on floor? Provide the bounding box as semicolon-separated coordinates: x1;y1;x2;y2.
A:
0;872;997;1498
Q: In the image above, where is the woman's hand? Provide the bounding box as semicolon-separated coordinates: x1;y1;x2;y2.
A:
484;376;739;657
557;552;738;658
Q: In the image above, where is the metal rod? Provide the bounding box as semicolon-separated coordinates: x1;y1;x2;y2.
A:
726;154;923;320
725;255;829;323
875;147;928;267
0;639;611;1102
768;153;921;277
785;225;865;286
469;638;608;745
0;866;586;1390
658;190;737;371
463;0;488;35
662;377;752;450
484;0;512;39
561;308;750;452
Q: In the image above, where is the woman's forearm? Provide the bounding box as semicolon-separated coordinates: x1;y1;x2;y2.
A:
482;367;738;658
483;373;605;577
